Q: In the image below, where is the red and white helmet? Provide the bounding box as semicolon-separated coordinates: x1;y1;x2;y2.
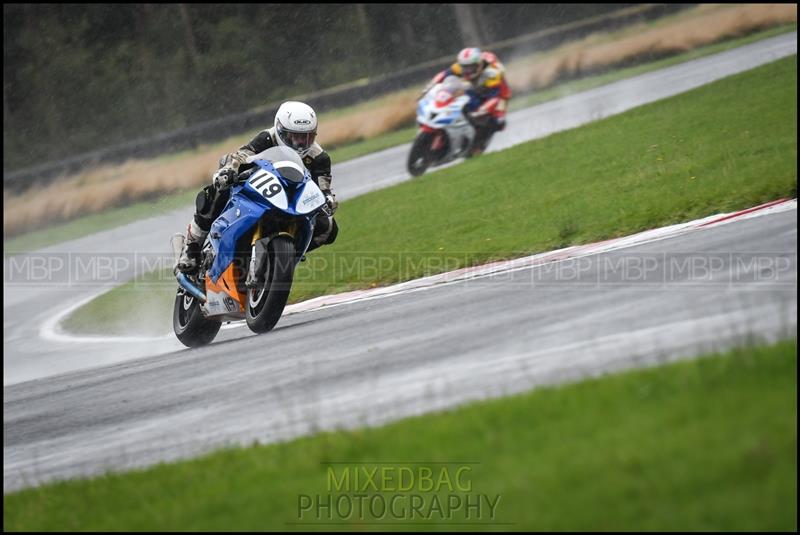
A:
457;47;483;81
274;101;317;158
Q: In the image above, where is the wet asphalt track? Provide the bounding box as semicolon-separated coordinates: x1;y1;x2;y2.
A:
3;33;798;491
4;208;796;491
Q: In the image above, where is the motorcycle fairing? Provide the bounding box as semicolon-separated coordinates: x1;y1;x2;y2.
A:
204;263;245;317
207;159;324;283
208;185;269;283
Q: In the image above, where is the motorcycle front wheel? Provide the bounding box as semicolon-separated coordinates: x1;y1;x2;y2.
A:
246;236;296;333
407;132;434;177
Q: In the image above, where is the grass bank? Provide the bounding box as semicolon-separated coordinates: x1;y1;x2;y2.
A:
61;55;798;337
4;339;796;530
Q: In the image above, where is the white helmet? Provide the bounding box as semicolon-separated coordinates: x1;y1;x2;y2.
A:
274;101;318;158
457;47;483;81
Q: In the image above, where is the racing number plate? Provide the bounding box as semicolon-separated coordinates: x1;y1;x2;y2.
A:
249;171;283;199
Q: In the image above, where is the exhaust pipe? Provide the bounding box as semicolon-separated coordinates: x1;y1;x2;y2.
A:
176;272;207;302
171;233;207;302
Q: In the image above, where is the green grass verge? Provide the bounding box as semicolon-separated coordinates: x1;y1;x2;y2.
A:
4;23;795;255
4;339;796;531
62;55;798;336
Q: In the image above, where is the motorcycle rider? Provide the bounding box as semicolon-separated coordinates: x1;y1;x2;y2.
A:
176;100;338;273
422;47;512;156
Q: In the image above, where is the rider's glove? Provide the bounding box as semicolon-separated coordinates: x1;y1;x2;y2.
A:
323;190;338;214
213;166;238;190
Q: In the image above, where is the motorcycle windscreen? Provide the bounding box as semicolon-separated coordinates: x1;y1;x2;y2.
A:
245;146;307;173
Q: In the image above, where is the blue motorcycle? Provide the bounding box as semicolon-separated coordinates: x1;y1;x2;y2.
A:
171;146;329;347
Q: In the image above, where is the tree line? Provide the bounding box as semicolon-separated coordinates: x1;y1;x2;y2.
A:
3;4;630;172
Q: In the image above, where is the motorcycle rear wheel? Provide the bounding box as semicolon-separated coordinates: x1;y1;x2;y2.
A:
173;288;222;347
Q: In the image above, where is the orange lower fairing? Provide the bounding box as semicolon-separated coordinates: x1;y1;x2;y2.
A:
205;263;245;313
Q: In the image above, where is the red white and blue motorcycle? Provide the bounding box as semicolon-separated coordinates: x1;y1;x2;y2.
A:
407;76;482;177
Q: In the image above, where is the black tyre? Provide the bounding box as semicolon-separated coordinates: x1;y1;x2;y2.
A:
407;132;433;177
173;289;222;347
245;236;296;333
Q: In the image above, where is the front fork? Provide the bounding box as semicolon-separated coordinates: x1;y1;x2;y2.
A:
246;218;305;288
431;132;445;152
420;125;445;153
246;220;264;288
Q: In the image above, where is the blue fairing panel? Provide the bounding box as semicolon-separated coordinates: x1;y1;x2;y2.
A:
209;188;269;281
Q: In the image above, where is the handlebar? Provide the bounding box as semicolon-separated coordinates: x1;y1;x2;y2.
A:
236;167;257;183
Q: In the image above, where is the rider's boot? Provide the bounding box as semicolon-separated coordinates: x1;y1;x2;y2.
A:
468;125;494;158
305;215;338;253
176;219;207;274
